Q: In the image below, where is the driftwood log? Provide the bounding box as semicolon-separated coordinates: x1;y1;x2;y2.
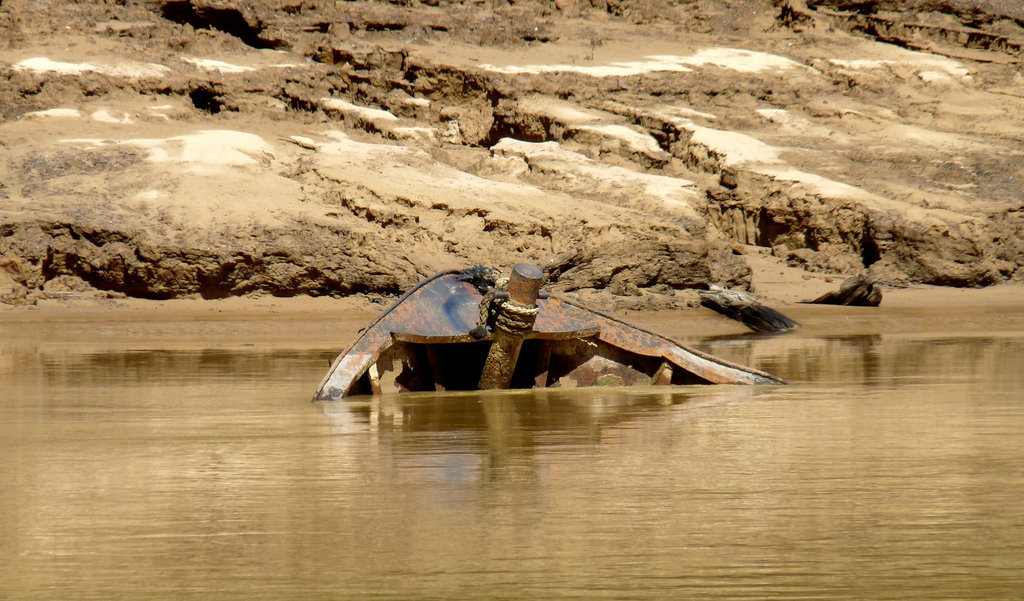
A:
806;275;882;307
698;286;800;333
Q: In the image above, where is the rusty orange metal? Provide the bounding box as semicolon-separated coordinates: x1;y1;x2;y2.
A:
477;263;545;390
313;268;784;401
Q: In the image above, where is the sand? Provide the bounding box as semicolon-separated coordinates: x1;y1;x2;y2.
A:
1;0;1022;314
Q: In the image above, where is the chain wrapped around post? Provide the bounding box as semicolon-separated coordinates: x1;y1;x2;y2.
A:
471;276;506;339
494;296;539;333
459;268;543;339
467;263;545;390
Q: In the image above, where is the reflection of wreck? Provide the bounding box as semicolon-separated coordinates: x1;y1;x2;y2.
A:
322;387;765;436
313;264;784;401
320;387;766;483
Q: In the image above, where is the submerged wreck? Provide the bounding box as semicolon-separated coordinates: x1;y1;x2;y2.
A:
313;264;783;401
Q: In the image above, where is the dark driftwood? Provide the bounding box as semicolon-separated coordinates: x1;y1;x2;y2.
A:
806;275;882;307
698;287;800;333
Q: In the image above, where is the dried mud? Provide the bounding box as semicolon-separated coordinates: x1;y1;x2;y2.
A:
1;0;1022;310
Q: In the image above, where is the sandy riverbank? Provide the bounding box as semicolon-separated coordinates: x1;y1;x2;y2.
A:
3;269;1021;345
3;0;1024;312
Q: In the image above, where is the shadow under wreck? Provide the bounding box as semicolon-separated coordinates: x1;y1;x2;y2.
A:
313;264;784;401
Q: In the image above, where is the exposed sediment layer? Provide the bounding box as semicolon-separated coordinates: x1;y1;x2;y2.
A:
1;0;1022;308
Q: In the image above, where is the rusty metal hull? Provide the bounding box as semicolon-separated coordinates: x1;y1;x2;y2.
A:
313;270;784;401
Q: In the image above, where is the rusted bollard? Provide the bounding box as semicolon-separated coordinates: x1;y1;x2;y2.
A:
477;263;544;390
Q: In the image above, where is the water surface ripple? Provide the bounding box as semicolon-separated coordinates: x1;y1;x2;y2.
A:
2;323;1023;600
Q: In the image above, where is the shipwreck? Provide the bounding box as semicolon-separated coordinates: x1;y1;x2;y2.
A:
313;264;784;401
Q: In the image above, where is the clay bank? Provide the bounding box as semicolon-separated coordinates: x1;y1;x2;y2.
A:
2;0;1023;310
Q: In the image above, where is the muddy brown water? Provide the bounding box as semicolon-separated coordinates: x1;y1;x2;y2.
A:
2;309;1024;600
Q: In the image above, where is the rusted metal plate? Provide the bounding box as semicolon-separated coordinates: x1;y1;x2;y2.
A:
549;354;651;388
313;270;784;401
313;270;463;401
549;295;783;385
479;263;546;390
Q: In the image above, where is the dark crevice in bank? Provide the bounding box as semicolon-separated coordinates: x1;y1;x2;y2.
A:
189;85;224;114
160;0;289;50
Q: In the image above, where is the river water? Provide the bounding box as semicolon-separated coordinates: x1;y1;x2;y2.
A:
2;305;1024;600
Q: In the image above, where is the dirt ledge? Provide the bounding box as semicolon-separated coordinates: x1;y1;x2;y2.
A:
2;0;1022;311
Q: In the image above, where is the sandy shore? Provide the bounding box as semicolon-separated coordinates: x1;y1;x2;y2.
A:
3;278;1022;346
3;235;1021;349
4;0;1023;313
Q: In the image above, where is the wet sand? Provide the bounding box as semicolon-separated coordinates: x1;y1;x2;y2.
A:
3;279;1022;344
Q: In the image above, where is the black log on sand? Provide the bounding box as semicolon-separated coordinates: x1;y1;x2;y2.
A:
806;275;882;307
698;286;800;333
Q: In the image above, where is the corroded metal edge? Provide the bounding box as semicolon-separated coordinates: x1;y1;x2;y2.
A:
312;269;462;401
313;270;786;401
547;293;786;385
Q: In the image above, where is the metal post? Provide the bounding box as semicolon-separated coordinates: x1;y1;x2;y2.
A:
478;263;544;390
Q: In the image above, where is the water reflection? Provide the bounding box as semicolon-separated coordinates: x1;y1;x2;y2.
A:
323;387;758;435
321;387;766;483
15;348;337;387
699;333;1024;388
2;323;1024;600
